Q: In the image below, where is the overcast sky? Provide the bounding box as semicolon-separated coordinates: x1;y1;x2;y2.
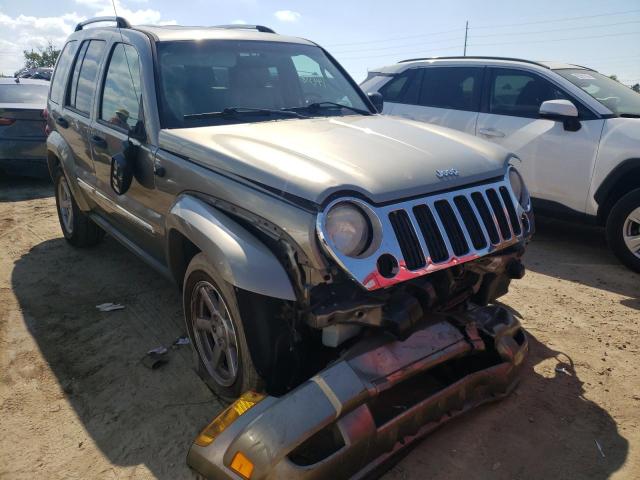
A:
1;0;638;84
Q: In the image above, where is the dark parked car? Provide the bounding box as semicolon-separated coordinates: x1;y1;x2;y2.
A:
0;78;49;177
14;67;53;81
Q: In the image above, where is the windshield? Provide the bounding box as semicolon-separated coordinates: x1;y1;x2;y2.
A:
556;69;640;117
0;83;49;104
157;40;370;128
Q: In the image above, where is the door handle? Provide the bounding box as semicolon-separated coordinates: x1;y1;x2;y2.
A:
478;128;505;138
90;135;107;148
55;116;69;129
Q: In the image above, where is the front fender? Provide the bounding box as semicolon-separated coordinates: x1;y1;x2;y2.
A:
166;194;296;301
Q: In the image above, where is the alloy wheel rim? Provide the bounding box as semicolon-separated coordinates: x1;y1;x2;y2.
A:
190;281;239;387
58;177;74;234
623;206;640;259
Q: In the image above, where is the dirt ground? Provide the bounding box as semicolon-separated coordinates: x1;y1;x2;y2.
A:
1;176;638;480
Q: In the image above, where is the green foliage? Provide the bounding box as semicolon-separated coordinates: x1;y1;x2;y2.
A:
632;83;640;93
23;41;60;69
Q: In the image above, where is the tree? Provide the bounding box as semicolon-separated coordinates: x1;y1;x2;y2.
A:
632;83;640;93
608;74;619;82
22;41;60;69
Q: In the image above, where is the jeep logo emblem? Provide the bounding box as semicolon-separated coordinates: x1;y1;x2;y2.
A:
436;168;459;179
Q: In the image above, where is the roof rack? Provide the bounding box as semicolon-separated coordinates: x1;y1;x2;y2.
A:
75;16;131;32
398;56;550;69
215;24;276;34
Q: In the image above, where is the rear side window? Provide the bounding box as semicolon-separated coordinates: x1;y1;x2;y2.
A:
489;68;567;118
419;67;482;111
0;84;49;104
66;40;106;115
49;41;77;105
100;43;142;132
379;69;420;104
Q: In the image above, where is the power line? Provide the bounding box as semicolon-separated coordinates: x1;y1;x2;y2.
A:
472;8;640;29
323;27;463;47
470;19;640;38
337;44;462;62
469;30;640;48
331;34;464;54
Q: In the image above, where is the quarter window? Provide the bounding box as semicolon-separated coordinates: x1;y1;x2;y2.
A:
379;69;420;104
49;41;77;105
489;69;567;118
100;43;143;132
66;40;106;115
419;67;482;111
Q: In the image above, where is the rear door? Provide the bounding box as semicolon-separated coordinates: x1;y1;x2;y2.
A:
89;42;163;260
389;66;484;135
475;67;604;212
57;39;107;183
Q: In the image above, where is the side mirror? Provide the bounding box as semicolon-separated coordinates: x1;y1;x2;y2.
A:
539;99;581;131
367;92;384;113
110;140;137;195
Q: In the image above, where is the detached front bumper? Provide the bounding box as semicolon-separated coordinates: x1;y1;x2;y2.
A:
188;305;528;480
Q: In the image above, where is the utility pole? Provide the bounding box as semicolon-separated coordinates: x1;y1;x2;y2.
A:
463;20;469;56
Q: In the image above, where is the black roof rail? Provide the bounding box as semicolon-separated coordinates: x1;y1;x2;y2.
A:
398;56;550;69
215;24;276;34
75;16;131;31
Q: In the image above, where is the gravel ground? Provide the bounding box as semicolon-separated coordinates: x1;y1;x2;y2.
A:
1;176;639;480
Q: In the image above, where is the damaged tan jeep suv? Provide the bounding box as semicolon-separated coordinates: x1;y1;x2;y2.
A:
48;17;533;479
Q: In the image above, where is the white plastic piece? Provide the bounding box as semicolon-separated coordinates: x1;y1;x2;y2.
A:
322;324;361;348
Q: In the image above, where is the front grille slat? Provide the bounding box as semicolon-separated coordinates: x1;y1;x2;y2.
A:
454;195;488;250
470;191;501;245
434;200;469;256
485;188;512;240
499;186;522;236
388;210;425;270
413;204;449;263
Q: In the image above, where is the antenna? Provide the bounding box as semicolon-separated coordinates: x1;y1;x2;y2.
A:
463;21;469;56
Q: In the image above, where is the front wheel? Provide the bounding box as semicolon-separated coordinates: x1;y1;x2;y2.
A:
606;188;640;273
54;168;103;247
183;253;263;400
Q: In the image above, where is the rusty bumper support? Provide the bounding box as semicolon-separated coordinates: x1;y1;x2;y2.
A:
187;305;528;479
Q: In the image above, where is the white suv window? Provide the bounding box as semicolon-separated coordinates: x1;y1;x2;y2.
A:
418;67;482;111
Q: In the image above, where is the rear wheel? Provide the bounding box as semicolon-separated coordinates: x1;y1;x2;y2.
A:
606;188;640;273
54;167;103;247
183;253;263;400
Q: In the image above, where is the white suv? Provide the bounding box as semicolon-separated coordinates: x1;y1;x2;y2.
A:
362;56;640;272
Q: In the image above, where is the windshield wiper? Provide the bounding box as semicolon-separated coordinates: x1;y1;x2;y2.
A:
184;107;308;120
619;113;640;118
286;102;371;116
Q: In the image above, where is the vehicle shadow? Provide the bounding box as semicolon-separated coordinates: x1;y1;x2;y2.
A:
10;235;220;479
384;332;629;480
0;175;53;202
525;215;640;310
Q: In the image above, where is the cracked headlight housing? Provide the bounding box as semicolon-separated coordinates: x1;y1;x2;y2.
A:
324;202;372;257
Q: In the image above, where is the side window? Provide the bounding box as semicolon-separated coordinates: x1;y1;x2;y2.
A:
419;67;482;111
49;41;78;105
100;43;142;132
66;40;106;115
489;69;567;118
379;69;420;104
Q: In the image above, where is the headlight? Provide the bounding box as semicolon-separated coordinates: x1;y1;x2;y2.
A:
508;167;530;210
325;202;371;257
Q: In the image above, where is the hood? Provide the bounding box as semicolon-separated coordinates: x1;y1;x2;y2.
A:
158;115;511;206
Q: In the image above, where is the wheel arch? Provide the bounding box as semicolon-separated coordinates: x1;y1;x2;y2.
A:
165;194;297;301
46;131;91;211
595;158;640;223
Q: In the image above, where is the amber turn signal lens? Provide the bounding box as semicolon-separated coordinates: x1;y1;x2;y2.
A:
230;451;255;479
194;391;265;447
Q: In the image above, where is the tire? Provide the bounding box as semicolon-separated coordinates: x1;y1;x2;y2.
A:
53;167;104;247
183;253;263;401
606;188;640;273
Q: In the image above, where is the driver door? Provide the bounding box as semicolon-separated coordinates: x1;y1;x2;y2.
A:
476;68;604;213
89;42;163;261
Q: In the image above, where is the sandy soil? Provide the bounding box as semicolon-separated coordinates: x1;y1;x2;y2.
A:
1;176;638;480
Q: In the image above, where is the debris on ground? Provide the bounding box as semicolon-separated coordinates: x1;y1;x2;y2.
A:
142;347;169;369
173;336;190;346
95;302;125;312
595;439;606;458
555;366;573;376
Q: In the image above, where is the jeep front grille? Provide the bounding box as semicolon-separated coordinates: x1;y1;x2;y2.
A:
317;176;531;291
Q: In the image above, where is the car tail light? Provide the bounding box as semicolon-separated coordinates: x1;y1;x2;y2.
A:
0;118;15;126
42;108;48;119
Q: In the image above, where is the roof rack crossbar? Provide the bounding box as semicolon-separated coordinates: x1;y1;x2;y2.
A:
214;24;276;34
398;56;550;69
75;16;131;32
